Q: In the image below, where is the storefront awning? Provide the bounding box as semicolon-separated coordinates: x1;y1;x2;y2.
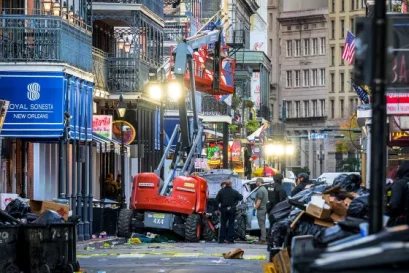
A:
92;132;130;155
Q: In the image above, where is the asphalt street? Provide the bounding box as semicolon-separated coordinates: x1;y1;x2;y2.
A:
77;242;269;273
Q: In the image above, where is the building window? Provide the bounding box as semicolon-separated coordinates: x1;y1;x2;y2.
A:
320;69;326;85
269;39;273;56
304;24;309;30
287;101;292;118
330;100;335;118
295;39;301;56
341;46;345;65
271;104;274;120
320;99;326;116
312;100;318;116
350;18;355;34
312;69;318;86
341;0;345;11
303;70;310;87
340;72;345;92
269;13;273;30
295;70;301;87
286;71;293;87
303;39;310;56
331;47;335;66
286;40;292;57
351;0;354;10
312;38;318;55
340;99;345;117
350;98;355;114
295;101;300;117
356;0;359;9
331;73;335;92
312;23;317;28
331;21;335;39
320;37;326;54
341;20;345;38
332;0;335;12
350;71;353;91
287;26;291;31
304;101;309;117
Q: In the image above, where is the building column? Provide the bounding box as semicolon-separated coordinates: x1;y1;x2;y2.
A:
300;138;306;168
308;131;314;176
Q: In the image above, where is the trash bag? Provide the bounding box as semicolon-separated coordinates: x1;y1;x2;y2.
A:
347;194;369;219
291;189;314;204
269;219;290;248
316;225;355;246
294;217;327;238
333;174;362;192
0;210;19;225
289;208;303;222
337;217;366;233
311;183;331;193
269;200;292;221
5;199;30;219
32;210;65;225
356;187;369;196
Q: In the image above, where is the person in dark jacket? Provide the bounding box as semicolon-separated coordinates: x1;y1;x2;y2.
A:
387;161;409;226
266;174;287;213
215;180;243;243
291;173;311;197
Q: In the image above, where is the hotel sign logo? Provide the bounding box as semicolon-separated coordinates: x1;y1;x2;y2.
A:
27;83;40;101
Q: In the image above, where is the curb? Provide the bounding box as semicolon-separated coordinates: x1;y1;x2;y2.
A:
76;237;126;251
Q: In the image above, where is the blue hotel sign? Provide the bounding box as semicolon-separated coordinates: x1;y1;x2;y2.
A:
0;72;65;138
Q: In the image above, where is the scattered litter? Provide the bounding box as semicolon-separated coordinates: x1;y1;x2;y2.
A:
200;240;205;243
174;253;200;258
149;246;160;249
86;247;95;251
211;258;227;264
158;270;165;273
222;248;244;259
243;254;266;260
117;254;145;258
97;271;106;273
103;242;112;248
100;231;107;238
160;258;171;261
129;237;142;244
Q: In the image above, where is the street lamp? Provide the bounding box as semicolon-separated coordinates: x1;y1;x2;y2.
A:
42;0;52;13
148;83;162;101
167;81;183;100
124;38;131;53
116;94;127;209
118;35;125;51
228;140;234;170
52;0;60;16
68;6;74;24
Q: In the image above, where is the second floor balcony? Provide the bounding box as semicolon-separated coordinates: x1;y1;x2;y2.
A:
0;10;92;72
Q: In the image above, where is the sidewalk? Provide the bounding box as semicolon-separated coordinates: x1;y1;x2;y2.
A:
76;237;126;251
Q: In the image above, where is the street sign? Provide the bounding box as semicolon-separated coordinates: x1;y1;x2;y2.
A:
310;133;328;139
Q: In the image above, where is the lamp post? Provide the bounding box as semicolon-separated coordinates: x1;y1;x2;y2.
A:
52;0;60;16
42;0;52;14
228;140;233;170
117;94;127;209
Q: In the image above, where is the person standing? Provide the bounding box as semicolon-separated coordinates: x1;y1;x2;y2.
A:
266;174;288;213
387;161;409;226
291;173;311;196
254;178;269;245
215;180;243;243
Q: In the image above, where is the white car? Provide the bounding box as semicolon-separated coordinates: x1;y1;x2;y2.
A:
316;172;360;185
242;178;296;230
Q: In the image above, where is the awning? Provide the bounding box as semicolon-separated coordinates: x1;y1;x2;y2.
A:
92;132;130;155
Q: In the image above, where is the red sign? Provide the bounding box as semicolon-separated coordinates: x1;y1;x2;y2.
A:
386;93;409;115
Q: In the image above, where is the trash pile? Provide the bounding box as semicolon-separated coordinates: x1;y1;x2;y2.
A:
127;232;177;244
268;174;369;249
0;196;80;273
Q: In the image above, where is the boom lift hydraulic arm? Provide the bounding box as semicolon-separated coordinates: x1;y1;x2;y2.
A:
157;28;223;195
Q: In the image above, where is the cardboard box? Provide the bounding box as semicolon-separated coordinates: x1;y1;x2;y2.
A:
30;200;70;221
306;203;332;220
261;262;277;273
0;193;19;210
331;200;348;216
314;218;335;227
330;212;345;222
272;248;291;273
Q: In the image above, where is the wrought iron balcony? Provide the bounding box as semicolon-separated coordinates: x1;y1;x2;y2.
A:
0;12;92;72
201;95;231;116
92;0;164;17
92;47;109;92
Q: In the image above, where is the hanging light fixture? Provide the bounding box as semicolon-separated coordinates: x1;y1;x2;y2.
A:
68;6;74;23
52;0;60;16
62;2;67;20
42;0;52;13
124;38;131;53
118;35;125;50
116;94;127;118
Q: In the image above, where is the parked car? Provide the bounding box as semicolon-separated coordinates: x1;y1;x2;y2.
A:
316;172;360;185
242;178;296;231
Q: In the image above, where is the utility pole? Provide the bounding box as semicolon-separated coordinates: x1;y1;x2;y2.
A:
368;0;387;235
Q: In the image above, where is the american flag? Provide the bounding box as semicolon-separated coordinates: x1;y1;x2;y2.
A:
342;30;355;65
352;82;369;104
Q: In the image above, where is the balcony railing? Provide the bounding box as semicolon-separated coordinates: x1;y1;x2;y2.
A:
0;12;92;72
92;0;164;17
201;95;231;116
92;47;108;91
